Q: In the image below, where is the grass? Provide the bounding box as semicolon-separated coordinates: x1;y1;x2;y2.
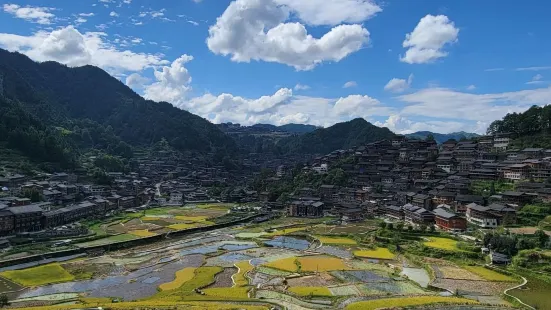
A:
315;235;357;245
345;296;478;310
263;257;298;272
463;266;516;282
128;229;157;237
423;237;462;251
353;247;395;260
288;286;333;296
233;261;253;287
159;267;197;291
0;263;74;286
297;256;348;272
203;287;250;298
75;234;137;247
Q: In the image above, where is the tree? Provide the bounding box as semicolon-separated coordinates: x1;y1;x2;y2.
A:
425;134;435;142
419;224;427;232
379;222;387;230
407;225;413;232
535;229;549;248
429;225;435;233
0;294;9;308
396;222;404;231
387;223;394;230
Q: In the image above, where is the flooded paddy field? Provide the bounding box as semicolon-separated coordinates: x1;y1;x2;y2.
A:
1;215;523;310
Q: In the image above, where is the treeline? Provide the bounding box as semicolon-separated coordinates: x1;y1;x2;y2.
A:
487;105;551;136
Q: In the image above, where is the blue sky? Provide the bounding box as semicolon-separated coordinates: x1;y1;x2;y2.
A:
1;0;550;133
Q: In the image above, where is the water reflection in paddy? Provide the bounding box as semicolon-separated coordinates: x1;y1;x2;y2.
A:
400;267;430;288
264;236;310;250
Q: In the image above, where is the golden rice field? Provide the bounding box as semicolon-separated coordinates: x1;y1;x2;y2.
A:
174;215;209;222
265;227;308;236
203;287;250;298
288;286;333;296
315;235;357;245
353;247;395;260
22;301;270;310
0;263;75;286
263;257;298;272
233;261;253;287
154;266;223;300
297;256;348;272
463;266;516;282
159;267;196;291
423;237;461;251
128;229;157;237
345;296;478;310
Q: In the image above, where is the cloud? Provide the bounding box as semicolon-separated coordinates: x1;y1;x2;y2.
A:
526;74;546;85
110;11;119;17
384;74;413;93
516;66;551;71
3;4;55;24
294;84;310;91
143;55;194;103
375;114;472;134
79;13;95;17
484;68;504;72
466;84;476;90
75;17;88;24
333;95;391;117
272;0;381;26
206;0;371;70
343;81;357;88
400;14;459;64
0;26;169;73
125;73;150;89
397;86;551;124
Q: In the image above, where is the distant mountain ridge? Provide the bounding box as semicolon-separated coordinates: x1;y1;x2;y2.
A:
276;118;396;154
405;131;480;144
0;48;236;168
252;123;319;134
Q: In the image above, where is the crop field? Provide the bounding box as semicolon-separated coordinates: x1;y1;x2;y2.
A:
159;267;196;291
297;256;349;272
345;296;478;310
288;286;332;296
75;233;137;247
509;274;551;310
6;216;515;310
263;257;298;272
463;266;516;282
423;237;462;251
315;235;357;245
0;264;74;286
353;247;395;260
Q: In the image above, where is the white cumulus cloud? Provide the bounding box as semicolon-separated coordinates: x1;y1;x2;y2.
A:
343;81;357;88
206;0;371;70
294;84;310;91
3;4;55;24
384;74;413;93
400;14;459;64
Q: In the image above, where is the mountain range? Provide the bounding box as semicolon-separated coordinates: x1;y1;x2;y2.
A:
405;131;480;144
0;48;485;170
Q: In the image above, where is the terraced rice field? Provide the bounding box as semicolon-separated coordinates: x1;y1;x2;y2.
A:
298;256;349;272
345;296;478;310
233;261;253;287
159;267;196;291
353;247;395;260
128;229;157;237
424;237;462;251
0;264;75;286
288;286;333;296
462;266;516;282
315;235;357;245
263;257;298;272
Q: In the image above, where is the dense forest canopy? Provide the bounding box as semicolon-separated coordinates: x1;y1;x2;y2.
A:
276;118;396;154
0;49;236;168
487;105;551;148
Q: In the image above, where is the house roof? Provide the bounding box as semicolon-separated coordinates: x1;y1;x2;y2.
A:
8;204;43;214
433;207;457;219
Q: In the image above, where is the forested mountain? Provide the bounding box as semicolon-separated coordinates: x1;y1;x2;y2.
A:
276;118;395;154
0;49;236;168
487;105;551;148
251;123;318;134
405;131;479;144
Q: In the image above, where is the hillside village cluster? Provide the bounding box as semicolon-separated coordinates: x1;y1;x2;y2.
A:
0;132;549;243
